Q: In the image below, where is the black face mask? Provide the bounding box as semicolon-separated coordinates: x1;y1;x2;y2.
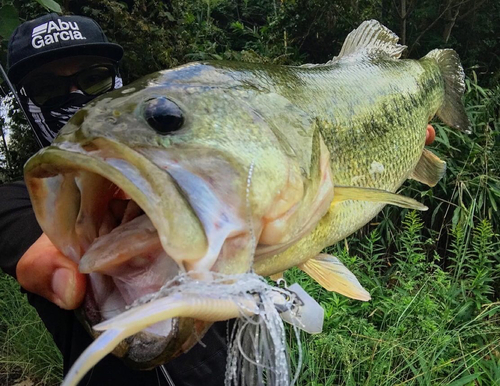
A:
42;91;95;129
24;91;94;147
21;76;123;147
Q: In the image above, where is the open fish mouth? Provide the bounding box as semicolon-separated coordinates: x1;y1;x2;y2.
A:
23;126;334;371
24;137;251;367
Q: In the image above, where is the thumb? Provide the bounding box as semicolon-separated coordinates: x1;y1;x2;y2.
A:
16;233;87;310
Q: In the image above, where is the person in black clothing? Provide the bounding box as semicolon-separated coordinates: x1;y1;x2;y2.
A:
0;13;228;386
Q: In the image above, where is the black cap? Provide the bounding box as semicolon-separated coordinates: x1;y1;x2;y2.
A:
7;13;124;84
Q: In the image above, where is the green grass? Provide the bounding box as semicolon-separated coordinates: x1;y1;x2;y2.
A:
0;274;62;386
285;212;500;386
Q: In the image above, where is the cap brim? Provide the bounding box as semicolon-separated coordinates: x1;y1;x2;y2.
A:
8;42;124;84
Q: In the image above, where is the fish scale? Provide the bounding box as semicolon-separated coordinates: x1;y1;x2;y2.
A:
242;59;441;274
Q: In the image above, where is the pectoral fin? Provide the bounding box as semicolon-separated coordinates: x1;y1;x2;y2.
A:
333;186;427;210
298;254;371;301
410;148;446;187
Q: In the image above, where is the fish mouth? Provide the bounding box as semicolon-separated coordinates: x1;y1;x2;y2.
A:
24;127;334;367
24;137;248;367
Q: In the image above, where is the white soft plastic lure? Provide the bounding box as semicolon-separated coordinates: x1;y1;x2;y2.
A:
62;293;259;386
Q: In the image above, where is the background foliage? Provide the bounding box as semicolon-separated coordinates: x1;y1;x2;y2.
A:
1;0;499;179
0;0;498;385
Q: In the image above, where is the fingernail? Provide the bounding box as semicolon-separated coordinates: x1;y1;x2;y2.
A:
52;268;75;309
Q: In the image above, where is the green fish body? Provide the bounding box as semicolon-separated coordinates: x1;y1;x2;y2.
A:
24;20;468;377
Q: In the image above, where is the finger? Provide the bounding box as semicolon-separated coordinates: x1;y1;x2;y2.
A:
425;124;436;145
16;233;87;310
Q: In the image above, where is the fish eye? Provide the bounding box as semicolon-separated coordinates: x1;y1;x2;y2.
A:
143;97;184;135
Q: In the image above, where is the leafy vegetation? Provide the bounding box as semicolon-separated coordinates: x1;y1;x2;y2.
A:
0;0;499;385
284;215;499;386
285;212;499;385
0;274;63;386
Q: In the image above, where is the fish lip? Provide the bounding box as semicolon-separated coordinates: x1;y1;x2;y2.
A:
23;140;212;368
25;138;208;265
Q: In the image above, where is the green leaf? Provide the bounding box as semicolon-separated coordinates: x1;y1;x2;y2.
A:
231;21;244;31
488;189;498;212
452;206;461;228
0;5;20;40
164;12;175;22
447;373;482;386
36;0;62;13
431;201;443;228
435;125;450;148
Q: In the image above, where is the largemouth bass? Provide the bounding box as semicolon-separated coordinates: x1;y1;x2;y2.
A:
23;20;469;384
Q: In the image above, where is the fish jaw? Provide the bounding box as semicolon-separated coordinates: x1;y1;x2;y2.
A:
23;139;250;367
24;139;209;267
23;135;330;367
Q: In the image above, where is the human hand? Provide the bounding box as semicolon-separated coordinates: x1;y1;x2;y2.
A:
425;124;435;145
16;233;87;310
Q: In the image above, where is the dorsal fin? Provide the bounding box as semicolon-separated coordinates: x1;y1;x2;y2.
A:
301;20;406;68
335;20;406;61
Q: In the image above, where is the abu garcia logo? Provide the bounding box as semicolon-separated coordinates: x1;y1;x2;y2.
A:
32;19;86;49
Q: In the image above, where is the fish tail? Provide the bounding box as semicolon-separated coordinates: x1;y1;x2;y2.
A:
425;49;471;133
